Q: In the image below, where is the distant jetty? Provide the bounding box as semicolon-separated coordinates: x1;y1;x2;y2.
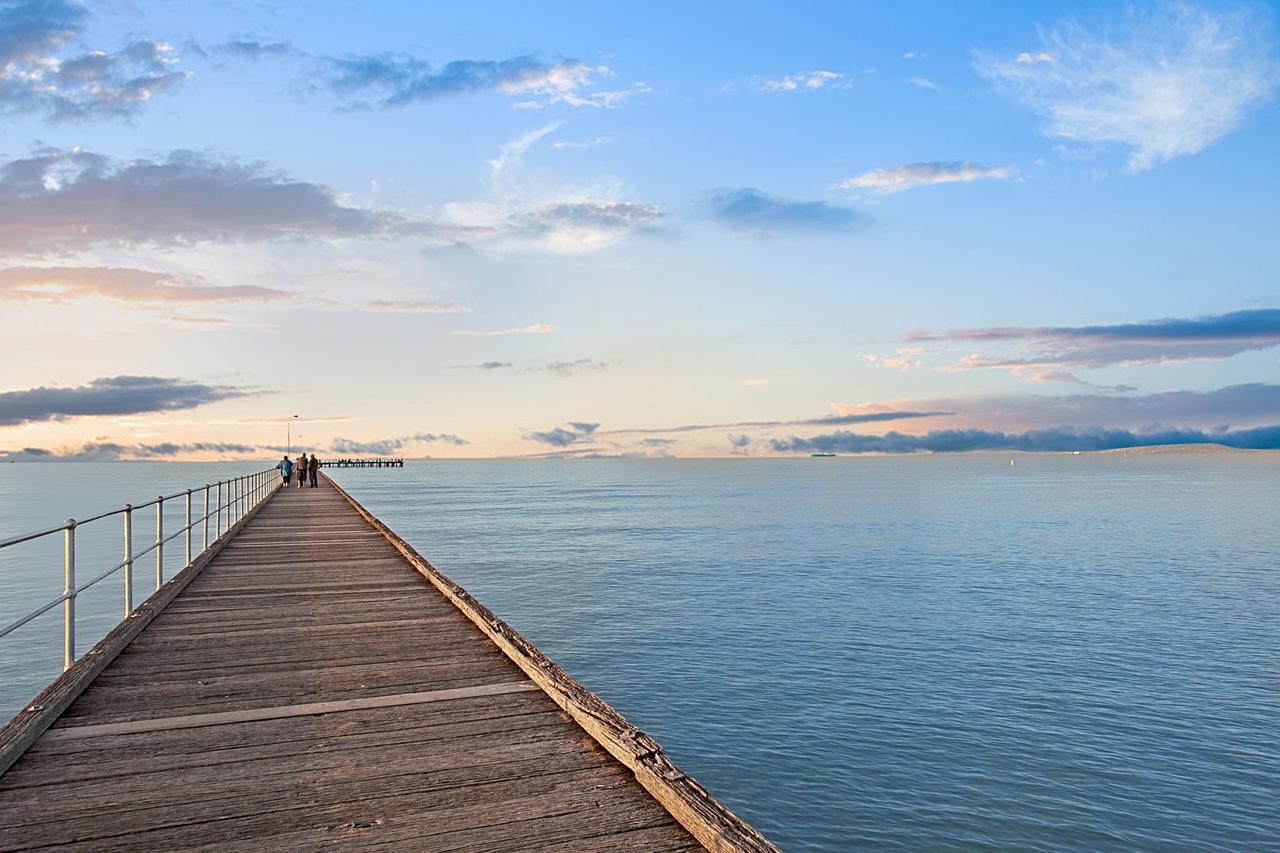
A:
320;458;405;467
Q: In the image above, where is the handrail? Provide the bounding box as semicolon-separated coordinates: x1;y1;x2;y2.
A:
0;466;282;672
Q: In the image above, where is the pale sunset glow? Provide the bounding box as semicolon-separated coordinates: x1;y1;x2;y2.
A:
1;1;1278;461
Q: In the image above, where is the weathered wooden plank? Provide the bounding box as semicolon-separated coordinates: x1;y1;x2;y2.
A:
56;667;525;723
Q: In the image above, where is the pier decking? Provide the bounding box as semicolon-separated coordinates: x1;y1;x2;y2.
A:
0;479;774;850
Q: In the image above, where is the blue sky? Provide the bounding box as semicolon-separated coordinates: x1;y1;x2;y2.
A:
1;0;1279;458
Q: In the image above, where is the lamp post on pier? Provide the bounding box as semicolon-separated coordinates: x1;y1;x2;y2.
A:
287;414;298;455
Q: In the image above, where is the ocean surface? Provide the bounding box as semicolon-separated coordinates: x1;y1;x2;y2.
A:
0;456;1276;850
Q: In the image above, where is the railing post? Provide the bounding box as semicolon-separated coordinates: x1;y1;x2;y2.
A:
63;520;76;671
216;481;223;537
156;496;164;591
186;489;193;567
203;485;210;550
123;505;133;617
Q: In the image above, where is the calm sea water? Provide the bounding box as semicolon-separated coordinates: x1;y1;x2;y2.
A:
1;456;1277;850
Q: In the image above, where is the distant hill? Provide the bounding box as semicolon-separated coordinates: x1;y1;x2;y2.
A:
1094;443;1259;455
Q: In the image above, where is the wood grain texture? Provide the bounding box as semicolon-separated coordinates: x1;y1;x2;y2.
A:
0;479;738;851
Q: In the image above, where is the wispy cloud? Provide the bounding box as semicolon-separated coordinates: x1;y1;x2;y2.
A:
451;323;555;337
839;162;1011;195
364;299;469;313
490;122;563;183
551;136;613;149
544;358;609;376
211;39;298;61
0;266;290;304
323;53;627;109
0;0;186;120
329;433;467;455
0;148;472;253
598;409;950;437
904;76;940;91
0;441;259;462
915;308;1280;380
760;70;849;91
707;188;869;235
528;421;599;447
831;382;1280;432
975;3;1278;170
0;376;245;427
864;348;925;371
508;200;664;253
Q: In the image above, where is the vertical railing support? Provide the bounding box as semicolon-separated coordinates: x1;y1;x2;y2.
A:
123;505;133;617
155;496;164;591
63;520;76;671
216;481;223;537
203;485;210;550
185;489;193;567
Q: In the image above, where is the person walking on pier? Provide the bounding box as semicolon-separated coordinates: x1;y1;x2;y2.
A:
308;453;319;488
277;454;294;486
295;453;307;489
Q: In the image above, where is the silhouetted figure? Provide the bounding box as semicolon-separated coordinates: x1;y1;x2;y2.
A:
308;453;319;488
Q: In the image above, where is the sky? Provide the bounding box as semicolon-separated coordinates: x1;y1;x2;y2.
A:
1;0;1279;459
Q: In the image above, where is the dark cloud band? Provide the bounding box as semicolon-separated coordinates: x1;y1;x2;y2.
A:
0;376;244;426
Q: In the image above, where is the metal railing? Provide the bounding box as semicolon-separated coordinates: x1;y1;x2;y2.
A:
0;467;281;672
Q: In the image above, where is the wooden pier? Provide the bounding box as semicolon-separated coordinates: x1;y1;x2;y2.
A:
0;478;775;851
320;458;405;468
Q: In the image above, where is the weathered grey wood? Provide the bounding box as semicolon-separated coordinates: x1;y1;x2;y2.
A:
0;477;772;851
44;682;541;740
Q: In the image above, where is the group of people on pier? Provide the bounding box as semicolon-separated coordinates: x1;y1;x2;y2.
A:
277;453;320;488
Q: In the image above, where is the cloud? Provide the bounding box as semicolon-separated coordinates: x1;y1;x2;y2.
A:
707;188;869;235
831;382;1280;432
0;0;186;119
0;440;260;461
543;358;609;376
213;39;297;61
769;423;1280;454
452;323;554;337
0;375;245;427
477;361;513;370
760;70;848;91
528;421;598;447
727;433;753;453
975;3;1277;170
323;54;625;109
864;348;925;371
0;148;471;253
364;299;469;313
0;265;290;304
329;433;468;455
838;162;1011;195
599;409;950;437
915;308;1280;376
509;200;663;253
905;76;940;91
490;122;562;182
551;136;613;149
